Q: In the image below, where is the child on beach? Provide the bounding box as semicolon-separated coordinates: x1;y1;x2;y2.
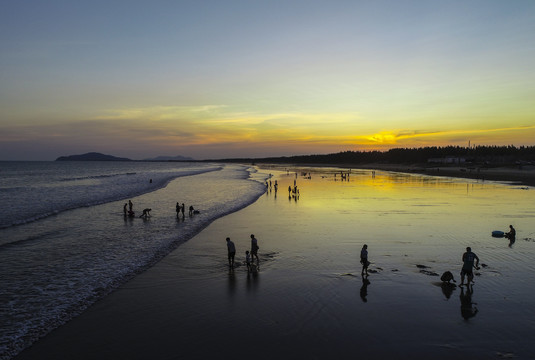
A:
360;244;369;276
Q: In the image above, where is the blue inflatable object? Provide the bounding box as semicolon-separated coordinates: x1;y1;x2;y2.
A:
492;230;505;238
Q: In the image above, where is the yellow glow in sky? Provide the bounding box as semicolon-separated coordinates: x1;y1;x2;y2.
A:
1;1;534;160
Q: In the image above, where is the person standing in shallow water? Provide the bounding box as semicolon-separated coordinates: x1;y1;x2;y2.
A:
505;225;516;239
226;237;236;268
250;234;259;263
460;247;480;285
360;244;369;276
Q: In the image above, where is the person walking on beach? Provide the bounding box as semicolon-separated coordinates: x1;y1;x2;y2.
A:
250;234;259;263
128;200;133;212
460;247;480;286
226;237;236;268
123;203;128;216
176;202;181;218
360;244;369;276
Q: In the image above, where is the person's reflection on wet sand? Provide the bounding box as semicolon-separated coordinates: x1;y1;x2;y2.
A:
440;282;456;299
460;285;478;320
227;267;236;295
360;275;370;302
246;265;259;293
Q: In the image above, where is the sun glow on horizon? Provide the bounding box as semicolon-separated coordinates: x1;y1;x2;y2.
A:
1;1;534;160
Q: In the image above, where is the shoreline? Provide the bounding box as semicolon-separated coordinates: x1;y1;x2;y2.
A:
257;162;535;187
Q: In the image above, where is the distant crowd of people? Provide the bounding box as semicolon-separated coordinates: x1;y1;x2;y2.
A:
264;175;301;201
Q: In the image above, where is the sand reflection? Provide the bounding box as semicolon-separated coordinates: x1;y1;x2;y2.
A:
460;285;478;320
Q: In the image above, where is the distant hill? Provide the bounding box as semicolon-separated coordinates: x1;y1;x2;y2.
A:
56;152;132;161
143;155;194;161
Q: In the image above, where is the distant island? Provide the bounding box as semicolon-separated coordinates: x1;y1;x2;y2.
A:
56;152;132;161
55;152;194;162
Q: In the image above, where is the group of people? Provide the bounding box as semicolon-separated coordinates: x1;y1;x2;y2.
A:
176;203;198;217
226;234;260;272
123;200;200;220
266;179;278;192
360;244;482;286
175;203;186;218
123;200;152;218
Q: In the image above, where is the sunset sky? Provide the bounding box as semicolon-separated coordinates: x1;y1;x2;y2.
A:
1;0;534;160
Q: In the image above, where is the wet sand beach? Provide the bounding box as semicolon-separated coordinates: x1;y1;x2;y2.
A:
15;167;535;360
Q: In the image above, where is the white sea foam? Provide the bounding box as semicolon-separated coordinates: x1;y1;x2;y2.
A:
0;161;220;230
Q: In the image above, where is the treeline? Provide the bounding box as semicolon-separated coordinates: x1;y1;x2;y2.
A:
219;146;535;165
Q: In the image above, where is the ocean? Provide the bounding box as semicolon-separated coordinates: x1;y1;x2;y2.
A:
0;161;268;360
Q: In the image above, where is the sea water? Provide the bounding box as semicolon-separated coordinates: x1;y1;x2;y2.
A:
0;161;268;360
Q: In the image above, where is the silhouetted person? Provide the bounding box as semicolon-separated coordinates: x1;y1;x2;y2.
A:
440;271;456;284
129;200;133;212
460;247;480;285
250;234;259;263
361;244;369;276
226;237;236;268
123;203;128;216
139;208;151;218
189;205;194;216
505;225;516;239
176;202;180;218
